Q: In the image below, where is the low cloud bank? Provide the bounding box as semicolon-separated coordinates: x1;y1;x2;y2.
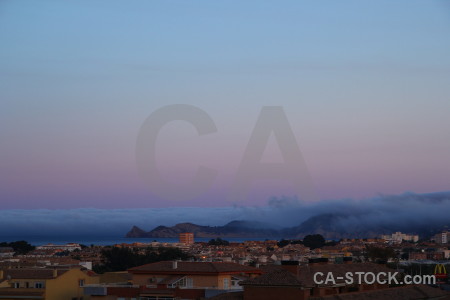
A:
1;191;449;237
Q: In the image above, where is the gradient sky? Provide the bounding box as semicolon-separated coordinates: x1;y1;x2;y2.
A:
1;1;450;209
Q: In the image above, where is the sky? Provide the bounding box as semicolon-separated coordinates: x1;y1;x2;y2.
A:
1;1;450;210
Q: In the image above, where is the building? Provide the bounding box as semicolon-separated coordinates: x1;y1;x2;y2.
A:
84;261;262;300
36;243;82;252
307;285;449;300
0;267;98;300
240;261;400;300
179;233;195;245
409;252;427;260
380;232;419;243
128;261;262;290
0;247;15;258
433;231;450;244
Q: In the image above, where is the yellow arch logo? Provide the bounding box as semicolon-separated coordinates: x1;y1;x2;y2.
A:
434;264;447;274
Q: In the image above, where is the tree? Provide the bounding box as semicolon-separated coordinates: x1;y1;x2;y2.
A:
303;234;325;249
366;246;396;263
0;241;35;255
277;239;291;248
208;238;229;246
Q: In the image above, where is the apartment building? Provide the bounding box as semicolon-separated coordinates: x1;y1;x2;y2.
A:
129;261;261;289
240;261;401;300
0;267;98;300
380;232;419;243
179;233;195;245
84;261;262;300
433;231;450;244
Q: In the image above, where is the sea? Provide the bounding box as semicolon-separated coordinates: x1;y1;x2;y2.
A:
0;236;270;246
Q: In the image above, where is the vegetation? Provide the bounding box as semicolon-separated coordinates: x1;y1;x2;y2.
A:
208;238;230;246
277;239;304;248
0;241;35;255
277;235;329;249
303;234;326;249
365;246;396;263
93;246;192;273
277;239;292;248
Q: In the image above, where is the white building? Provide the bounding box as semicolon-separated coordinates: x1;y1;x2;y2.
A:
0;247;15;258
433;231;450;244
381;232;419;243
36;243;82;252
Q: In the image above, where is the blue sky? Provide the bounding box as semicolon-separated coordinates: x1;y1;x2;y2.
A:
0;1;450;209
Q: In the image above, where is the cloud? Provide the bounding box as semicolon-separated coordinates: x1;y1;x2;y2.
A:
0;191;449;238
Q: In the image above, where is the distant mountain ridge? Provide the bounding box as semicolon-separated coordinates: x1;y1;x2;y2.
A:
126;220;280;238
126;213;449;240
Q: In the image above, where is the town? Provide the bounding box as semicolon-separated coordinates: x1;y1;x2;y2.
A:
0;231;449;300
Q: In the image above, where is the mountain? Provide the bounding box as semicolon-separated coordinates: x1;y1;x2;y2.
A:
125;220;281;238
284;213;449;240
126;225;151;238
126;214;449;240
282;213;392;239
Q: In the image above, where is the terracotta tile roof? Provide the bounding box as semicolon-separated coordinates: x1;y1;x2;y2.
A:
310;285;450;300
298;263;397;287
259;264;284;273
1;268;68;280
129;261;262;275
240;269;302;287
242;263;398;288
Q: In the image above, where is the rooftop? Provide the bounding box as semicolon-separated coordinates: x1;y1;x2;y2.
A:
1;268;68;280
310;285;450;300
242;263;397;288
129;261;262;275
240;269;302;287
